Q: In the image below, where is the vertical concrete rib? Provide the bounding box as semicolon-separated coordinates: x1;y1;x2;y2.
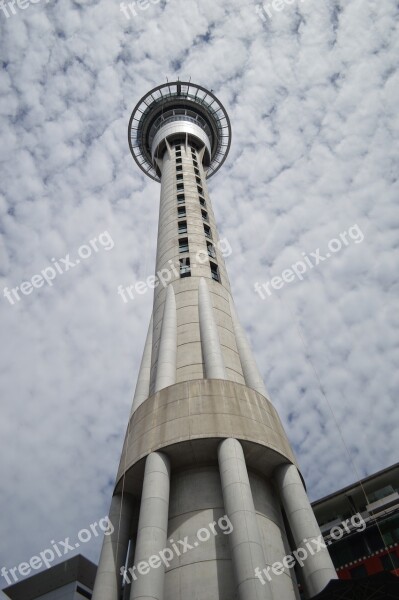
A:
92;493;133;600
198;278;226;379
154;285;177;393
229;297;268;397
131;315;153;415
130;452;171;600
275;464;337;598
218;438;273;600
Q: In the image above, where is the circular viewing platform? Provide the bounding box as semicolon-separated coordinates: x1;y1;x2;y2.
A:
128;81;231;181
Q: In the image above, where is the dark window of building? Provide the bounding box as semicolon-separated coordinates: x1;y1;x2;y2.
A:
201;209;209;222
177;193;185;204
207;242;216;258
180;257;191;278
349;564;368;579
381;551;399;571
175;145;181;151
179;238;189;253
176;157;182;164
178;220;187;234
176;165;183;172
199;196;206;207
176;151;182;158
210;261;220;282
193;159;198;167
177;206;186;217
369;486;395;502
196;176;201;185
177;183;184;191
381;514;399;546
176;173;183;181
204;224;212;239
194;167;200;176
197;186;203;195
76;586;92;599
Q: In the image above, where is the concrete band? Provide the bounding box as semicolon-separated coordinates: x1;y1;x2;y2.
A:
116;379;298;490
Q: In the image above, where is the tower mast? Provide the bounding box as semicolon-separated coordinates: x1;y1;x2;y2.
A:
92;81;337;600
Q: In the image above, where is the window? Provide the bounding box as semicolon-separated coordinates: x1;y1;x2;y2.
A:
176;157;182;164
76;586;92;599
177;206;186;217
381;551;399;571
177;183;184;191
175;145;181;151
176;151;182;158
178;220;187;234
180;257;191;278
193;159;198;167
207;242;216;258
194;168;200;176
176;173;183;181
176;165;183;172
369;486;395;502
204;224;212;239
196;176;201;185
210;261;220;282
197;186;203;195
199;196;206;207
179;238;189;253
177;193;185;204
201;209;209;222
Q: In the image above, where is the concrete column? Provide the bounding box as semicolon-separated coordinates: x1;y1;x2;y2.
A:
274;464;337;598
131;315;153;415
130;452;171;600
92;493;133;600
218;438;273;600
155;285;177;393
229;297;268;397
198;278;226;379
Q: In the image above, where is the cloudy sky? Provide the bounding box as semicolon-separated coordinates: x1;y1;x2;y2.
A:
0;0;398;592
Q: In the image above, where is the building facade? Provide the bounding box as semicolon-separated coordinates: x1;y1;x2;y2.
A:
3;555;96;600
91;81;337;600
312;462;399;582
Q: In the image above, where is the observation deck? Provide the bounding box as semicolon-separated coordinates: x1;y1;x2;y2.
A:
128;81;231;181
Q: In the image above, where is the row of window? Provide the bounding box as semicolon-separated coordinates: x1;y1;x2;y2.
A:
175;143;220;282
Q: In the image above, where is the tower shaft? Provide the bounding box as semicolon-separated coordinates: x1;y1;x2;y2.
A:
92;82;337;600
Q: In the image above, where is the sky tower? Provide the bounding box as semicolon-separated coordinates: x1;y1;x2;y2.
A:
92;81;337;600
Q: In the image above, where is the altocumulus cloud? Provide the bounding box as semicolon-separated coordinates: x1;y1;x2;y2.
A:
0;0;398;592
